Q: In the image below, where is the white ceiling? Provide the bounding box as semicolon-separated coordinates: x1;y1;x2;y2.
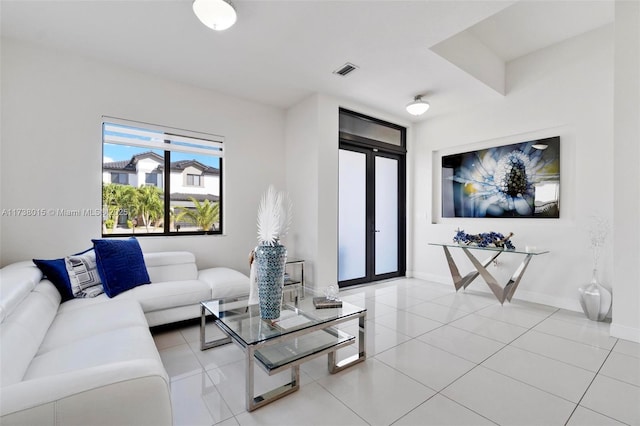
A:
0;0;614;121
470;0;614;62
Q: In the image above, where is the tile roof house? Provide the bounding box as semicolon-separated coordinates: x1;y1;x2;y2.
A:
103;152;220;205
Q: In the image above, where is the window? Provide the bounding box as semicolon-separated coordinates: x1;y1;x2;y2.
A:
186;174;202;187
110;172;129;184
102;117;224;236
145;172;160;186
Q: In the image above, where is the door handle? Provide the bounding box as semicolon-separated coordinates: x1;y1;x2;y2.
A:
374;230;381;233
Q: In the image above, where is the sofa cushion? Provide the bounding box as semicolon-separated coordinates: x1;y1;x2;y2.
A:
66;250;104;298
93;238;150;298
144;251;198;282
32;258;74;302
56;294;110;315
37;299;148;354
24;325;160;380
112;280;211;312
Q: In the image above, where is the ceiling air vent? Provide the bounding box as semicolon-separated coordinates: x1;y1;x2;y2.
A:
333;62;359;77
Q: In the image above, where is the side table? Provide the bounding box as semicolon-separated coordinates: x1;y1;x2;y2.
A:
429;243;549;304
284;258;304;299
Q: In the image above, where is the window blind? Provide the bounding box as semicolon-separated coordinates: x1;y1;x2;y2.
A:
102;116;224;158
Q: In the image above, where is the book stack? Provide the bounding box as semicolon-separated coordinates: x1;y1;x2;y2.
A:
313;297;343;309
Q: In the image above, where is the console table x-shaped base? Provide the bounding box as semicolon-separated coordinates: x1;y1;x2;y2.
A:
441;245;537;304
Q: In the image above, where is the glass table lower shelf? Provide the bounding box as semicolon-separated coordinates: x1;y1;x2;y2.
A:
200;291;366;411
255;328;355;373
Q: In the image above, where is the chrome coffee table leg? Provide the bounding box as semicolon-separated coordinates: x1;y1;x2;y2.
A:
246;345;300;412
200;305;231;350
328;311;366;373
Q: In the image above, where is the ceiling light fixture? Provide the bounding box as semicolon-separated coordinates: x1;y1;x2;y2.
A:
193;0;237;31
406;95;430;116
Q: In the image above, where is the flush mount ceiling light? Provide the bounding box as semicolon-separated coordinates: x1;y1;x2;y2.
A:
532;143;548;150
406;95;430;116
193;0;237;31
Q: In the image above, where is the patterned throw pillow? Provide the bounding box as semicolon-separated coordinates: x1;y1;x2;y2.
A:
65;250;104;298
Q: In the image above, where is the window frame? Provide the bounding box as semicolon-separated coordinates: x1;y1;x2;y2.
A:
101;117;224;237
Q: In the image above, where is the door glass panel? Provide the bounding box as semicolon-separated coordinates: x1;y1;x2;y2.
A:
375;156;398;275
338;149;367;281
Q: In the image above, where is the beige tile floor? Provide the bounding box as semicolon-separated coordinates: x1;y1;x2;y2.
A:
152;278;640;426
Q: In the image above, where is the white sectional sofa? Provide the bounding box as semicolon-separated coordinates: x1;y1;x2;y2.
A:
60;251;250;327
0;251;249;425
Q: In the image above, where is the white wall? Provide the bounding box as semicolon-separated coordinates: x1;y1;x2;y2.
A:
612;0;640;342
285;93;411;290
0;38;286;274
412;25;615;311
136;158;163;189
284;94;340;289
284;95;321;286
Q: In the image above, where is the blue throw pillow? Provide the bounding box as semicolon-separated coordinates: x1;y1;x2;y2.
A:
33;258;75;302
92;237;150;298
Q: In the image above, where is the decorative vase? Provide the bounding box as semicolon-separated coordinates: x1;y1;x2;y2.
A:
578;269;612;321
254;243;287;319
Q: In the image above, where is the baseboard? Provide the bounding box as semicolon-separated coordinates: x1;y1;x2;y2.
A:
407;271;635;341
509;289;582;312
610;323;640;343
408;271;582;312
410;271;450;286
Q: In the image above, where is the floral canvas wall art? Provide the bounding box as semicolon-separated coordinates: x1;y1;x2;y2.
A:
442;136;560;218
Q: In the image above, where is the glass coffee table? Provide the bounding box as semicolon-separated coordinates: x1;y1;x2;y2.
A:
200;290;366;411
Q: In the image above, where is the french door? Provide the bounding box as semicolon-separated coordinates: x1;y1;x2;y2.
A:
338;144;406;287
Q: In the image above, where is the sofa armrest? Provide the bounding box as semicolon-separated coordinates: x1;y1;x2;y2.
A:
1;360;171;425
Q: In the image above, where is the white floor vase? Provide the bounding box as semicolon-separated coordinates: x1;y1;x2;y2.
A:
578;270;612;321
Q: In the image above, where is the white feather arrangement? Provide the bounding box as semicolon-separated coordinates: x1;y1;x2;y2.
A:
257;185;292;246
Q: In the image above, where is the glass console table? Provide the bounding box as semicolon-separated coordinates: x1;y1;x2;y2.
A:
200;290;366;411
429;243;549;304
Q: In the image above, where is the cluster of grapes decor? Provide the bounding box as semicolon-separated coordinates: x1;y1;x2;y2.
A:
453;229;516;250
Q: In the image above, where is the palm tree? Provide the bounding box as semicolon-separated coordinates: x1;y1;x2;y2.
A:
102;183;136;230
175;197;219;232
102;183;118;228
131;185;164;233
